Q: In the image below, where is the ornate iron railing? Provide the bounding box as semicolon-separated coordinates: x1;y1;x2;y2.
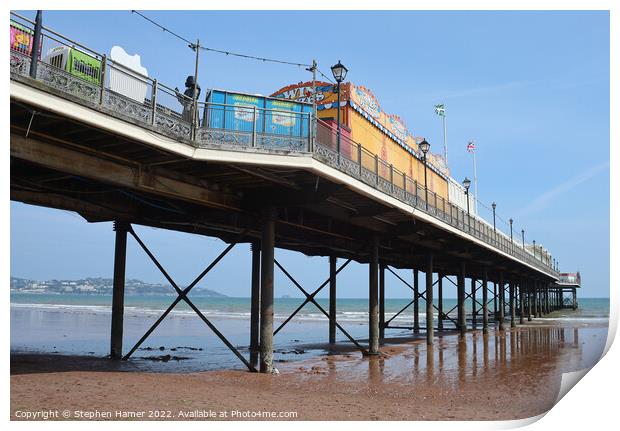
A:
9;12;557;277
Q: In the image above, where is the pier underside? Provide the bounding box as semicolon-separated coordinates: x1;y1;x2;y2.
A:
10;83;568;373
11;98;550;280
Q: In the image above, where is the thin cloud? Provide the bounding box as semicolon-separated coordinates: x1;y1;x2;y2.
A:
516;161;610;217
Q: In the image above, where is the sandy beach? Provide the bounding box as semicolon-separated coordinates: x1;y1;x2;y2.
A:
11;320;608;421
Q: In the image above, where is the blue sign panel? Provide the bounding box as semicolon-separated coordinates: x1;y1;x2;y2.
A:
205;89;311;138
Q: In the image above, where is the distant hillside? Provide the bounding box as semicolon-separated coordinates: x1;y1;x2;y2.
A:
10;276;227;297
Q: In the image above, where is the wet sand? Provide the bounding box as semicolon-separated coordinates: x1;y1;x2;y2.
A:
11;321;608;421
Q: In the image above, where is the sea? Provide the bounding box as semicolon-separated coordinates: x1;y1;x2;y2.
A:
10;293;610;372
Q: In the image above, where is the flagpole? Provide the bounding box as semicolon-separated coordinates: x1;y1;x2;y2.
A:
473;148;478;214
442;113;448;165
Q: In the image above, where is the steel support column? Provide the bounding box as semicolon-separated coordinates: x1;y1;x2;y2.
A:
250;242;261;367
539;284;544;317
259;209;276;373
527;280;532;321
413;269;420;334
426;254;434;346
499;272;505;331
369;237;380;355
329;255;337;344
536;283;541;317
110;221;128;359
519;279;525;324
471;278;476;329
438;273;444;332
493;282;498;320
510;279;516;328
482;269;489;334
379;263;386;344
458;262;466;336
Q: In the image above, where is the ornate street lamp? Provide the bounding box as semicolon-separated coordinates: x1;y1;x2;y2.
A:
462;177;471;215
462;177;471;232
331;60;348;162
418;139;430;209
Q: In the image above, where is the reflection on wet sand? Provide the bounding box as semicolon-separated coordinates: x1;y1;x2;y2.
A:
291;323;605;394
10;322;608;421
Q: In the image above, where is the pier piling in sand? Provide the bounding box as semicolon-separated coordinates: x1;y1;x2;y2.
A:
438;273;444;332
536;283;542;317
329;255;337;344
259;209;276;373
471;278;476;329
368;237;379;355
458;262;466;336
482;269;489;334
493;282;498;320
510;279;516;328
379;263;385;344
413;269;420;334
110;221;128;360
250;242;261;368
499;272;505;331
426;254;434;346
519;279;525;324
573;287;577;310
527;281;532;321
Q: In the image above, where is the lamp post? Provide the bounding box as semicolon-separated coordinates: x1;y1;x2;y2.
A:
540;246;543;262
521;229;525;251
331;60;348;163
509;218;514;254
533;240;536;259
418;139;430;210
29;11;43;79
462;177;471;232
462;177;471;215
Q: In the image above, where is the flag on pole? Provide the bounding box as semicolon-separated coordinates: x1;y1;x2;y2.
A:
467;141;475;152
434;104;445;117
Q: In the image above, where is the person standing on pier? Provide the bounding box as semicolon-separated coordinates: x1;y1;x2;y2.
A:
175;75;201;123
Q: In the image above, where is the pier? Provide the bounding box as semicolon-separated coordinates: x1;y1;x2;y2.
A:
9;13;581;374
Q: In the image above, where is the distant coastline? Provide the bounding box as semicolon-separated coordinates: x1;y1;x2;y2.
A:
10;276;227;297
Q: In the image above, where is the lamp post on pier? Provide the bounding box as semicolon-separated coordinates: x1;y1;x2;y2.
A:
521;229;525;251
419;139;430;210
29;10;43;79
462;177;471;232
331;60;348;163
462;177;471;215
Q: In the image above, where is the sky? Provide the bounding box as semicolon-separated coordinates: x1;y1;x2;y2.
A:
10;10;610;298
